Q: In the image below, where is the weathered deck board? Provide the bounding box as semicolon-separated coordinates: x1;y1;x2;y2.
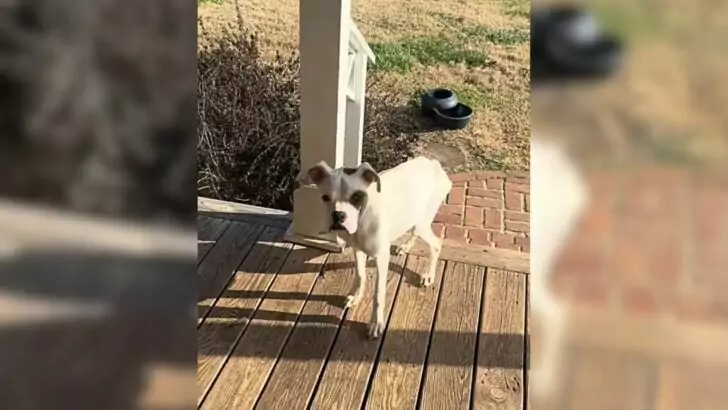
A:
200;246;328;409
566;349;653;410
197;222;264;305
311;254;407;409
196;226;292;402
420;262;485;410
254;251;356;408
197;216;230;264
473;269;526;410
198;196;293;229
195;201;529;410
197;225;284;324
401;239;530;274
365;257;446;409
654;361;728;410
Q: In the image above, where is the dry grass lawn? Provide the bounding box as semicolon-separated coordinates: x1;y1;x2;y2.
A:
532;0;728;169
199;0;530;171
200;0;728;171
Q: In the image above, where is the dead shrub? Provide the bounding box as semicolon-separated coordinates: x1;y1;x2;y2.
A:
197;10;420;211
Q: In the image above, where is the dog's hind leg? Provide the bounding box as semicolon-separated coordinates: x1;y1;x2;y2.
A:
414;180;448;287
529;270;567;398
414;223;441;287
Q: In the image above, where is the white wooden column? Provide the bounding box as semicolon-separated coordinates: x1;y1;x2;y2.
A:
285;0;352;251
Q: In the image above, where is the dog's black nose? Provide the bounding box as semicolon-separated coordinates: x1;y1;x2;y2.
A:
332;211;347;223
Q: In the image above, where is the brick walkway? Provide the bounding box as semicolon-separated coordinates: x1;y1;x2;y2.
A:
435;171;530;252
551;168;728;322
536;167;728;410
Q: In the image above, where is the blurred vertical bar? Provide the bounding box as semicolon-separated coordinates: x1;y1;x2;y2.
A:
0;0;197;409
532;0;728;408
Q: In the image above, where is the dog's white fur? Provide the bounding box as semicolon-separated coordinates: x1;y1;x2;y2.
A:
297;156;451;338
529;136;588;397
299;141;587;395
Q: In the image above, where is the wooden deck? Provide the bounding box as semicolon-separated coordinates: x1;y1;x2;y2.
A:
197;200;530;410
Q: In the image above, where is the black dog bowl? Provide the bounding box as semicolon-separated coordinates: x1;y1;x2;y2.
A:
433;103;473;130
548;7;601;45
421;88;458;116
546;35;623;76
532;5;624;81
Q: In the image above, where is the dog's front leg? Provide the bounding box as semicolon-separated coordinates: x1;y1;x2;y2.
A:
368;250;390;339
345;250;367;308
529;276;567;398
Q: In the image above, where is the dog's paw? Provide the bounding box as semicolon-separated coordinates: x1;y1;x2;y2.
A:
395;240;417;255
419;275;434;287
391;244;406;255
344;294;361;309
367;321;385;339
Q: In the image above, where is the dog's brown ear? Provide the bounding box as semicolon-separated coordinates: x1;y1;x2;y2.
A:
295;161;332;187
358;162;381;192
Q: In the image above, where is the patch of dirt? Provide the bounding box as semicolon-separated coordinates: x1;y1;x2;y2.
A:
420;141;467;169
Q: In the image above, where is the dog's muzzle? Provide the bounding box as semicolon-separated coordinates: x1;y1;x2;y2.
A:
329;210;346;230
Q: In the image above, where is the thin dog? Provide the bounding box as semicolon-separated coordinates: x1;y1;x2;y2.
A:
296;156;452;338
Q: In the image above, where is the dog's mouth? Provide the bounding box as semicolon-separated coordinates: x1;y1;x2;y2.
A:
329;222;355;235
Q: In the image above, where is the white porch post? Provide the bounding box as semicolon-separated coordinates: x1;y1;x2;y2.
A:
285;0;352;251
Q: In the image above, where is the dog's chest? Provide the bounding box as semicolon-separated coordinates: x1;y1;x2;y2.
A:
339;230;380;256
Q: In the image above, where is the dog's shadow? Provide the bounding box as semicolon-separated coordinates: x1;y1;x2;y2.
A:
322;257;424;288
199;247;430;323
197;241;527;370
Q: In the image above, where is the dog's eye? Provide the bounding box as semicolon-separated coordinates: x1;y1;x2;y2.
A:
349;191;365;205
321;195;331;202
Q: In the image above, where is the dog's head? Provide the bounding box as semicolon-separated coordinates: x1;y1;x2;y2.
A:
296;161;381;235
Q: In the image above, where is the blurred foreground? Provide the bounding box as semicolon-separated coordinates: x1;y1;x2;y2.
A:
0;201;197;409
532;0;728;408
0;0;197;408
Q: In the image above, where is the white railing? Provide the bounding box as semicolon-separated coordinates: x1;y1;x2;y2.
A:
285;0;375;251
344;20;375;167
347;21;375;99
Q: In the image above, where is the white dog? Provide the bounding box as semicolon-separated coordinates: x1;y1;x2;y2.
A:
296;156;452;338
529;136;588;398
